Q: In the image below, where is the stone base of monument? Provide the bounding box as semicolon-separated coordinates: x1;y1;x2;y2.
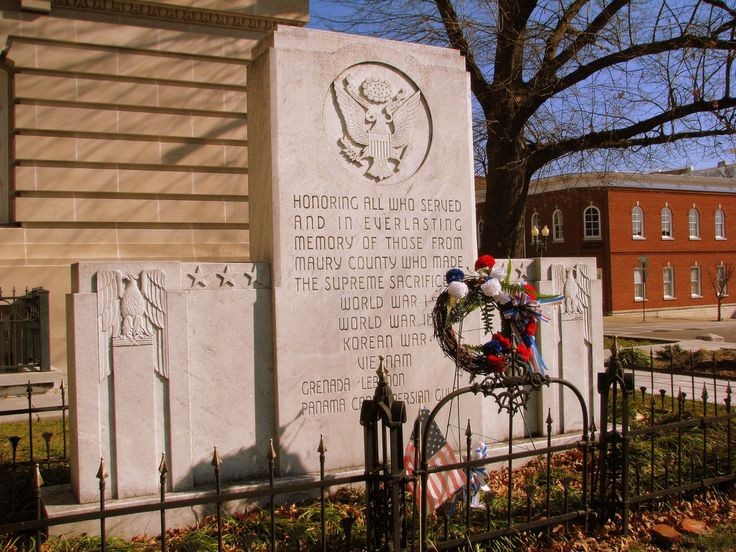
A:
42;431;583;538
42;467;362;539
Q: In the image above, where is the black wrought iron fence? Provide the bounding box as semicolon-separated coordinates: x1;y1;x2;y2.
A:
0;365;596;552
0;288;50;373
597;338;736;534
0;381;68;466
0;441;365;552
3;344;736;550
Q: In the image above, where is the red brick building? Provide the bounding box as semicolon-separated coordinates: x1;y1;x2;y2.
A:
477;165;736;317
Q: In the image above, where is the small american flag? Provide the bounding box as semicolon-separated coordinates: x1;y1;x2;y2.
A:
404;409;466;511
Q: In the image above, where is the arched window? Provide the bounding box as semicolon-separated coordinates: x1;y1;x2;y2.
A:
661;207;673;238
690;264;702;297
477;218;485;244
530;212;540;243
688;208;700;239
717;263;729;296
663;266;675;299
715;208;726;239
552;209;564;242
632;205;644;238
583;206;601;239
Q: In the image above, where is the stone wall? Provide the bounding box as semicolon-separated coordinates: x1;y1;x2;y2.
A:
0;0;307;372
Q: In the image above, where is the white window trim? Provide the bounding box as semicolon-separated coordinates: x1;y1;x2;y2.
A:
530;212;540;245
663;267;675;300
583;206;602;240
690;265;702;298
688;208;700;240
660;207;673;240
715;209;726;240
634;268;646;302
717;265;729;297
552;210;564;243
632;206;644;239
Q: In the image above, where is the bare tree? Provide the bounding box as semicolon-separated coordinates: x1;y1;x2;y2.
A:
316;0;736;256
709;263;734;321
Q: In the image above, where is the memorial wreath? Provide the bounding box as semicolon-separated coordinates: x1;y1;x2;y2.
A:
432;255;561;379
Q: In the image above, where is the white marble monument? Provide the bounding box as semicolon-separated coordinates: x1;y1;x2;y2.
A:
64;26;604;504
248;27;482;474
67;262;272;502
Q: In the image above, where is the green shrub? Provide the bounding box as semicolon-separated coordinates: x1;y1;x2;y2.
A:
617;348;650;369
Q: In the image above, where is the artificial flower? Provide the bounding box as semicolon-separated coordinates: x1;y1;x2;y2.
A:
492;332;510;351
525;320;537;336
474;255;496;271
482;339;503;356
516;343;532;361
495;291;511;304
448;281;469;299
486;354;506;372
523;283;537;299
445;268;465;284
480;277;502;298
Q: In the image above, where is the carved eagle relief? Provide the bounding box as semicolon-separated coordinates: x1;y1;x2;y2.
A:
552;263;592;344
333;74;422;181
96;269;168;381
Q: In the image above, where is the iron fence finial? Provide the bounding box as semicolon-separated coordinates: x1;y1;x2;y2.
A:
96;457;108;480
32;463;44;489
376;355;388;383
158;452;168;475
268;438;277;461
317;433;327;455
211;446;222;468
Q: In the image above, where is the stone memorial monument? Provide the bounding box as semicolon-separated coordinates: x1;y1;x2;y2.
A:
247;27;481;474
64;26;604;505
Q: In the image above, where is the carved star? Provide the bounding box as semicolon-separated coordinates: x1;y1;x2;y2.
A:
243;266;259;288
244;265;269;288
216;265;236;288
187;266;207;288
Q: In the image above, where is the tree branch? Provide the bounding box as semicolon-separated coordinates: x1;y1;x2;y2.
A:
531;96;736;167
547;34;736;100
433;0;493;112
535;0;630;87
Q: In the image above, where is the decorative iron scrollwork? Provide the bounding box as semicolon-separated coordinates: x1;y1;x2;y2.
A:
472;371;551;416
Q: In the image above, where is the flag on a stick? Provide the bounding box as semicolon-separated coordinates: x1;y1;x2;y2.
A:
404;408;466;511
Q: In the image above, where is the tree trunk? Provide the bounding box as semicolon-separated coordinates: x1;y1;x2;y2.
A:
479;144;531;258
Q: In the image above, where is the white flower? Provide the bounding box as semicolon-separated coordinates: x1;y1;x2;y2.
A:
495;291;511;304
448;281;469;299
490;268;506;280
480;278;502;298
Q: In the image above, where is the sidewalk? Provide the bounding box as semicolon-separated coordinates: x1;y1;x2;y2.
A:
603;317;736;362
0;387;65;422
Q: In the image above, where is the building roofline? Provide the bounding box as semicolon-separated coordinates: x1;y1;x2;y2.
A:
529;171;736;195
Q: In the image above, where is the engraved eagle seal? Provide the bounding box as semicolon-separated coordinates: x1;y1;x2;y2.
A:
333;74;422;181
96;269;168;381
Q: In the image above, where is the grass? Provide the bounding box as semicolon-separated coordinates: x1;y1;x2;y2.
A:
0;417;67;465
604;336;661;349
681;523;736;551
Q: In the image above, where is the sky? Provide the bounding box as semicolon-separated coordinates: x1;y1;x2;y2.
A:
302;1;735;174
